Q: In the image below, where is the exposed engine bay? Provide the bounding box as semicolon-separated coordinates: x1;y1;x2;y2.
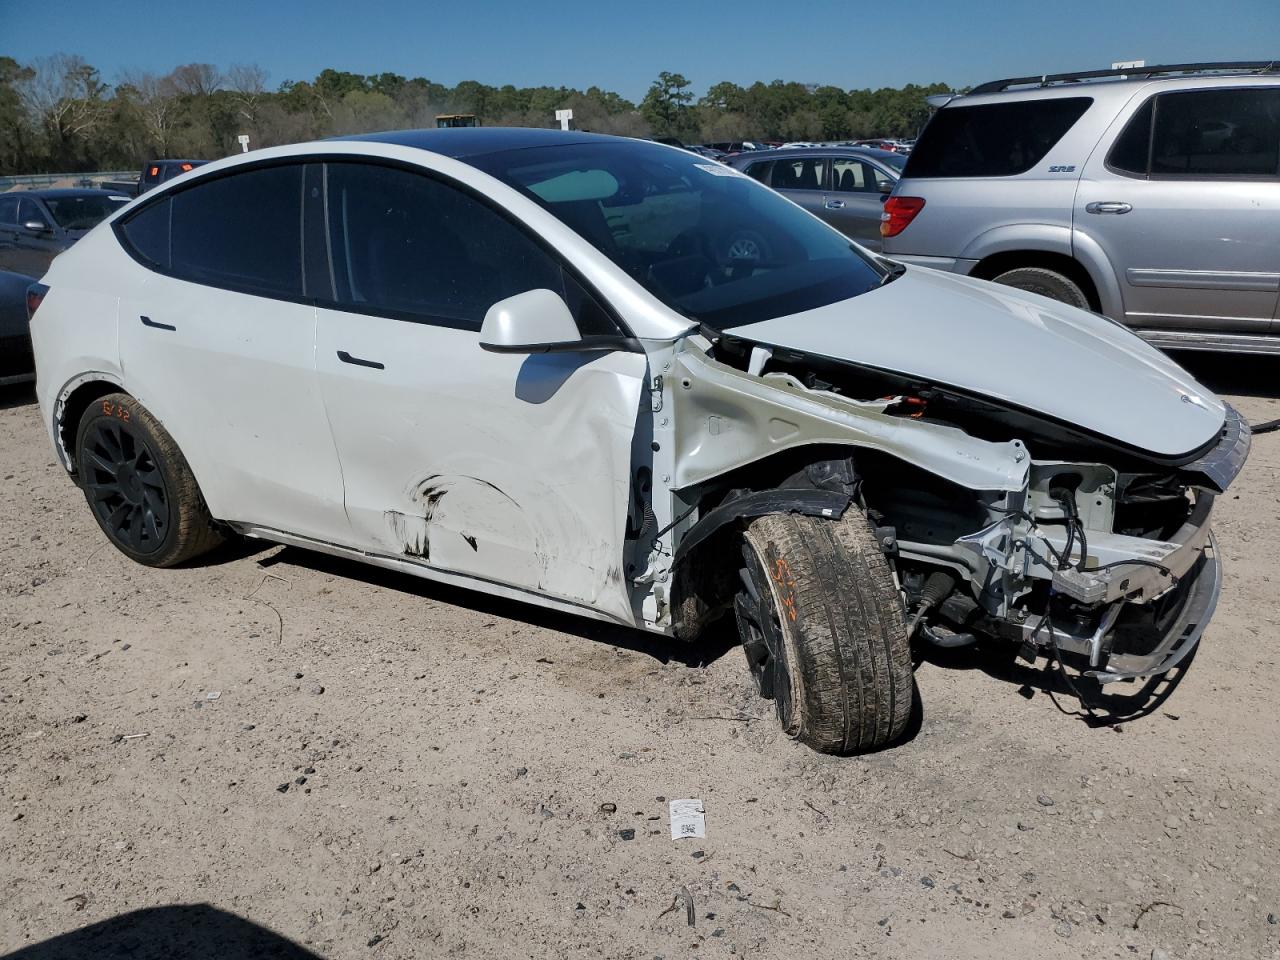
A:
665;332;1250;687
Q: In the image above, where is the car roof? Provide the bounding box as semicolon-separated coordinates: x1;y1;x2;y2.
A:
333;127;631;159
11;188;122;200
951;65;1280;108
731;146;901;164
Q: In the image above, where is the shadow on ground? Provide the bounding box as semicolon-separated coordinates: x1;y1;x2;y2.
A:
1;904;322;960
261;544;742;669
917;636;1196;729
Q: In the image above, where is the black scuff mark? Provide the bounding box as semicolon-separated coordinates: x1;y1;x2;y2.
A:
461;533;478;551
385;510;429;560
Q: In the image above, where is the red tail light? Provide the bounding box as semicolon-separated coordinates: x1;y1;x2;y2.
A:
26;282;49;321
880;196;925;238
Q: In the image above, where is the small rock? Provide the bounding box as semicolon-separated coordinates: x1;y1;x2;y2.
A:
276;783;290;793
111;734;123;743
1267;912;1278;925
1163;816;1180;829
121;643;131;650
294;672;304;679
72;714;87;723
692;850;705;859
877;917;889;928
241;723;256;731
309;684;325;695
1016;821;1033;831
920;876;935;889
1037;794;1055;807
367;934;383;947
515;767;528;777
295;776;307;785
711;928;725;938
575;902;586;911
303;766;315;775
600;802;617;814
618;829;636;841
12;812;24;822
1151;949;1171;960
1002;909;1016;919
1055;920;1073;938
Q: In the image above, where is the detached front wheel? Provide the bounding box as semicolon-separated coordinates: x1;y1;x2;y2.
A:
735;512;914;753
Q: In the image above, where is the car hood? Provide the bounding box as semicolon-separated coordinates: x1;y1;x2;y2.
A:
723;266;1226;459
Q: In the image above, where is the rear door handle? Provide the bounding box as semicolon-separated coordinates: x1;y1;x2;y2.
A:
140;315;176;331
824;198;846;210
1085;201;1133;215
337;350;384;370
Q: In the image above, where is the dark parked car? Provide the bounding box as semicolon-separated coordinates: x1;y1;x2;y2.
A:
0;189;131;276
99;159;209;197
731;147;904;250
0;270;37;385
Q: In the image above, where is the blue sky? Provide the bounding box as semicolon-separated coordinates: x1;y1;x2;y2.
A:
2;0;1277;101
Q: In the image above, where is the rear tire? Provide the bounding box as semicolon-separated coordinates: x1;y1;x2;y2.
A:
75;392;223;567
991;266;1090;310
735;511;914;753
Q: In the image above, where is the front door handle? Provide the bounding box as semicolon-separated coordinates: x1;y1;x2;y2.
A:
824;198;846;210
337;350;384;370
1085;201;1133;215
140;315;176;331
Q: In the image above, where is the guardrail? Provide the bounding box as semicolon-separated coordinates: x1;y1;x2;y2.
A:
0;171;136;192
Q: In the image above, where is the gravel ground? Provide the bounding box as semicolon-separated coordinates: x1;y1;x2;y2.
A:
2;355;1279;960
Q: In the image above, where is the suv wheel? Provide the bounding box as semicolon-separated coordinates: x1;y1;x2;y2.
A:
75;392;223;567
735;511;914;753
991;266;1090;310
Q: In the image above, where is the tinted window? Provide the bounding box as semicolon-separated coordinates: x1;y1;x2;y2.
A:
43;193;129;230
119;197;172;268
744;160;773;183
770;157;824;190
1150;88;1280;177
905;97;1093;177
1107;98;1154;175
168;165;303;298
0;197;18;225
17;198;49;227
324;162;615;333
470;140;886;330
832;158;891;192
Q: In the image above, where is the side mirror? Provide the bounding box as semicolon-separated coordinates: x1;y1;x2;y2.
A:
22;219;51;233
879;181;894;196
479;289;582;354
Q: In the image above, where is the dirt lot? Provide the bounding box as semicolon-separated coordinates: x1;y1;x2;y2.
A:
2;356;1279;960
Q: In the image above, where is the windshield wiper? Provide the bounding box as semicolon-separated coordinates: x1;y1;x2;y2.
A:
879;261;907;286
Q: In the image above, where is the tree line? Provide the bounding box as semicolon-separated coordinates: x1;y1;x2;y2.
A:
0;55;952;175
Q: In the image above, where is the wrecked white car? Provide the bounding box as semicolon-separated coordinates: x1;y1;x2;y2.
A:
30;129;1248;753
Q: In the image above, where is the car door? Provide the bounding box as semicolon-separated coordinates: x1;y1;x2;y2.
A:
8;197;60;277
825;156;894;250
767;155;829;219
1074;86;1280;337
311;160;648;623
114;162;350;545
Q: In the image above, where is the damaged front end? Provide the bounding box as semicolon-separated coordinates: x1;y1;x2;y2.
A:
667;334;1249;685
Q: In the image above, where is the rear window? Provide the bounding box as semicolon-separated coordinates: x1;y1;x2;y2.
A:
119;164;304;300
905;97;1093;178
44;194;129;230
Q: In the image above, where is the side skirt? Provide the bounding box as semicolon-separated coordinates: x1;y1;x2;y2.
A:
231;523;659;634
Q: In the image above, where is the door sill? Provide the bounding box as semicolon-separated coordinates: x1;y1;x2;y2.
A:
1138;329;1280;356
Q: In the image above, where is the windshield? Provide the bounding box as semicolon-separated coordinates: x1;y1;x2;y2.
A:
470;140;886;329
43;194;129;230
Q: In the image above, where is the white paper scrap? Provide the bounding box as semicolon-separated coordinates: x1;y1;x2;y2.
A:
205;691;221;701
669;798;706;840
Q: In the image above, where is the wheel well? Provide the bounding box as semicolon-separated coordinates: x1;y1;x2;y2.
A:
59;380;127;475
970;250;1101;311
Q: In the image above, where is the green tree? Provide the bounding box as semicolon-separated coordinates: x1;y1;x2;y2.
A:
640;71;694;139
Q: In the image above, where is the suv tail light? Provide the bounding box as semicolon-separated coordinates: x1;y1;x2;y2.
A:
880;196;925;238
26;282;48;321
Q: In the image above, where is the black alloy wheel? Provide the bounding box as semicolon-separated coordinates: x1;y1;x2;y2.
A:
81;417;171;555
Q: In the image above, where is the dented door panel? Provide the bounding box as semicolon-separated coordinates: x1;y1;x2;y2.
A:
314;306;648;622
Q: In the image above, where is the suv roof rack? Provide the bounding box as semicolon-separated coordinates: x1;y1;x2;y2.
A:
968;61;1279;96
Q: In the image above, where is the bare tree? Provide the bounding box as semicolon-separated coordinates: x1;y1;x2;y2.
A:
118;69;180;154
169;62;222;97
17;53;109;142
226;63;268;124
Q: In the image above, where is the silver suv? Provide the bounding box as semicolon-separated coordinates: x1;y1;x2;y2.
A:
882;62;1280;354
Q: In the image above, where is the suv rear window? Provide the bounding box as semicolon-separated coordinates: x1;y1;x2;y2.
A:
905;97;1092;178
